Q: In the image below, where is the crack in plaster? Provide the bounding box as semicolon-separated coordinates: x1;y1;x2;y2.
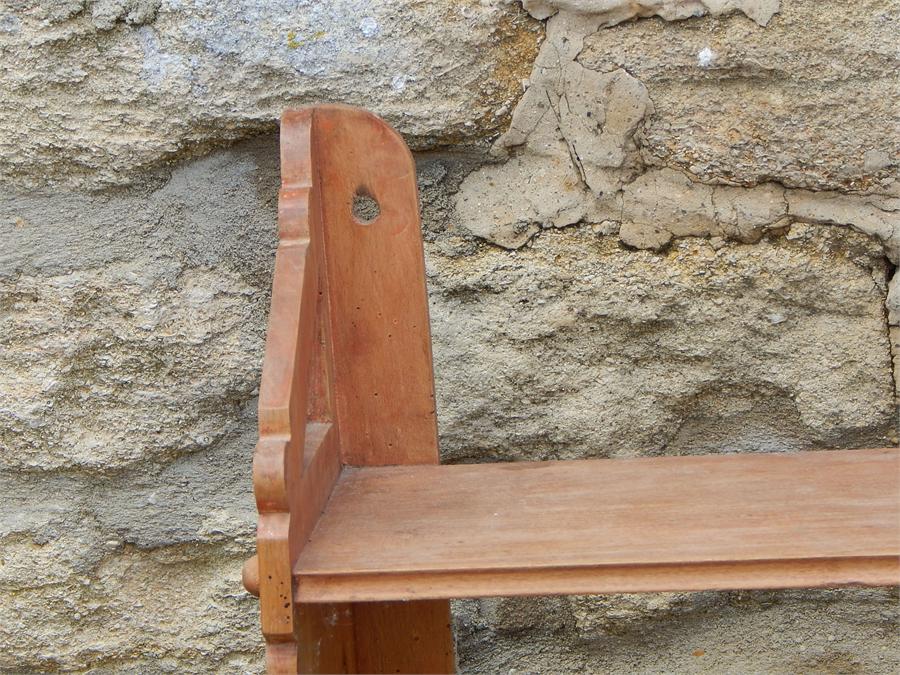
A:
522;0;780;27
455;1;899;323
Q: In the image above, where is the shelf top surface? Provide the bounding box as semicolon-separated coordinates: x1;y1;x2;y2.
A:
296;448;900;579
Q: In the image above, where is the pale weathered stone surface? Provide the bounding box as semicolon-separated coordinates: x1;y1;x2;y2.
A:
454;0;899;324
891;327;900;394
0;139;276;672
2;0;899;672
578;0;899;191
455;588;900;673
1;536;261;672
1;144;278;472
428;224;896;463
0;0;540;188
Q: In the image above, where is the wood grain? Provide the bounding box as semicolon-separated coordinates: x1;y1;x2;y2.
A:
309;104;454;674
249;107;352;673
248;105;454;673
313;105;440;468
352;601;455;674
294;448;900;602
251;108;320;658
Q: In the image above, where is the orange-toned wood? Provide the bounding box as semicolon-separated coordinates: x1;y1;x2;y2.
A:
252;198;319;655
247;106;453;674
250;107;340;672
353;601;455;674
313;105;440;467
294;448;900;602
242;555;259;597
308;104;454;674
296;603;357;674
246;103;897;674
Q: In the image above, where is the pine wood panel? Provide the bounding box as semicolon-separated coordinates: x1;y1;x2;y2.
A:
313;105;440;468
306;105;455;673
352;601;455;674
294;448;900;602
251;107;322;658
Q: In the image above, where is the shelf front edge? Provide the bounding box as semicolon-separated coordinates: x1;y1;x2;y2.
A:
294;554;900;603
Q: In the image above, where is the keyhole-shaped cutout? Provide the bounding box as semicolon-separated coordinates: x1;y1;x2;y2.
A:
352;188;380;225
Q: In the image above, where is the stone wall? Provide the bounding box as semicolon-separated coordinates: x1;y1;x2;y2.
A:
1;1;897;672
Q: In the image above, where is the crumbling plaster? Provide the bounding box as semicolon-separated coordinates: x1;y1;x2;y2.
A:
1;0;899;672
455;0;900;323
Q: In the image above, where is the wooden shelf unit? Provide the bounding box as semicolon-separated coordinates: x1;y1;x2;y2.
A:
295;448;898;603
243;105;900;675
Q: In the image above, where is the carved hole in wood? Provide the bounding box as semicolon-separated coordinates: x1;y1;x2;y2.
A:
351;187;380;225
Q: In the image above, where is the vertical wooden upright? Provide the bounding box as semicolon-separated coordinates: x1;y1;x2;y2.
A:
249;105;455;674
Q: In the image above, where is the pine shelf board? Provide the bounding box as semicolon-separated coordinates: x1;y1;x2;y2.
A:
294;448;900;602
